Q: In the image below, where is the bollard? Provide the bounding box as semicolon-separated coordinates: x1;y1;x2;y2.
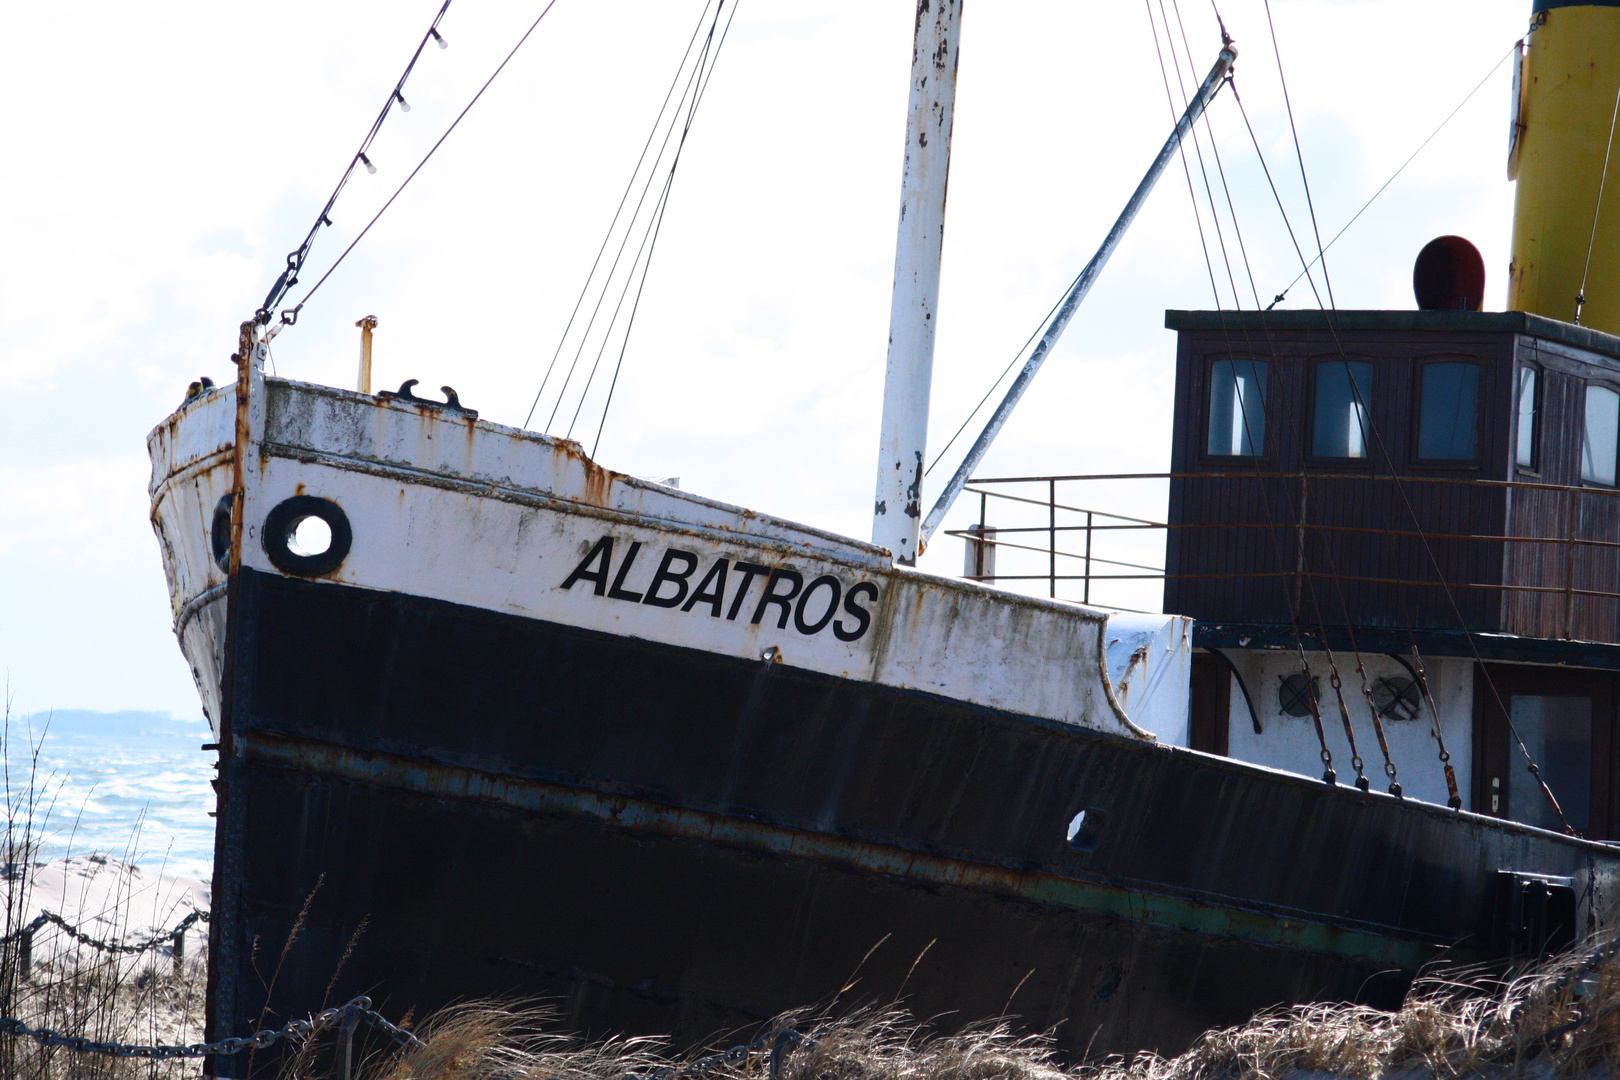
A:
172;929;185;977
18;928;31;981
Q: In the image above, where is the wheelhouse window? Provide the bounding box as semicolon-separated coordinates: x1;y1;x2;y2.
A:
1207;358;1267;457
1583;383;1620;486
1517;365;1539;469
1417;362;1479;462
1312;360;1372;459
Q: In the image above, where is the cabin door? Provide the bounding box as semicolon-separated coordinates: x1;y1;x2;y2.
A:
1475;665;1616;838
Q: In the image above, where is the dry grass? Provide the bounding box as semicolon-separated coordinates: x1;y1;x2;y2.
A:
0;697;207;1079
299;1005;1070;1080
296;939;1620;1080
2;953;205;1080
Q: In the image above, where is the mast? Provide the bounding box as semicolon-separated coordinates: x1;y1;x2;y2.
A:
871;0;964;566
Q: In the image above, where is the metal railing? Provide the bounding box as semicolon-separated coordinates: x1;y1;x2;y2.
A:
947;471;1620;633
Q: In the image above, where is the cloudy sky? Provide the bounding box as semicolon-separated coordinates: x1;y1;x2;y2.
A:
2;0;1531;719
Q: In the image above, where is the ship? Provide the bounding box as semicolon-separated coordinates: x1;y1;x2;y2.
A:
147;1;1620;1076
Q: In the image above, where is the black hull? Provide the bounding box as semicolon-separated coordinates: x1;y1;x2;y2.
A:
209;569;1620;1073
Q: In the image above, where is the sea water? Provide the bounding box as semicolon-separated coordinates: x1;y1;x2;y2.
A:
10;710;214;881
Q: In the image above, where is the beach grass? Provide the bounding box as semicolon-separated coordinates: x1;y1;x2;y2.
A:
0;695;206;1079
272;936;1620;1080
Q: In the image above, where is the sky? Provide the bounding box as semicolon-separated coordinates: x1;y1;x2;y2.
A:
1;0;1534;719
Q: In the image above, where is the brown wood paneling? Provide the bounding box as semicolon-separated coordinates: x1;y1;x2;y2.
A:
1168;322;1620;646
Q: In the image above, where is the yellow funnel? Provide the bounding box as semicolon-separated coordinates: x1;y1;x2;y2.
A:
1508;1;1620;332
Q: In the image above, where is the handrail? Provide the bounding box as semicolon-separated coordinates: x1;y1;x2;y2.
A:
952;470;1620;625
950;519;1620;550
968;469;1620;498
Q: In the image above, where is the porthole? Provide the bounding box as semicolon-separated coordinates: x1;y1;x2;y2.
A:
1066;807;1109;853
262;496;352;577
211;494;233;572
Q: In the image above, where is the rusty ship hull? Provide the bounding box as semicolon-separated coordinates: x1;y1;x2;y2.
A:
148;368;1620;1076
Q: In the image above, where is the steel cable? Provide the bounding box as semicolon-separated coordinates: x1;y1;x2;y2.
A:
257;1;455;325
588;0;741;456
1151;11;1343;781
523;0;722;430
1576;59;1620;324
1147;0;1224;311
544;0;730;437
1267;41;1519;310
283;0;565;325
1231;69;1571;830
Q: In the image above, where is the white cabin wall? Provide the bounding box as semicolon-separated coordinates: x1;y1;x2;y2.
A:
1224;651;1474;810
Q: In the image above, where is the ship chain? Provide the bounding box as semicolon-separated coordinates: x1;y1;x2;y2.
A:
0;995;421;1060
654;1023;815;1080
0;995;810;1072
0;907;209;954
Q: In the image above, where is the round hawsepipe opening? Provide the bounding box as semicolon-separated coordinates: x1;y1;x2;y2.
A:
1413;235;1486;311
262;495;352;577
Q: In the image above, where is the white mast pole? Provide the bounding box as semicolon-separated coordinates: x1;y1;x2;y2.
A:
871;0;963;566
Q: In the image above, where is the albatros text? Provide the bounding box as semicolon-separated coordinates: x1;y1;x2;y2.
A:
559;535;878;642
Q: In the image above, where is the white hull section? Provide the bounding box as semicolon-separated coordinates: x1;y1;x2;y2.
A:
150;377;1169;742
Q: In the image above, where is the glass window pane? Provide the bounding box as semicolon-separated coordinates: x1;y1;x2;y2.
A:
1207;358;1267;456
1417;362;1479;461
1584;384;1620;485
1517;366;1539;469
1313;360;1372;458
1506;695;1591;832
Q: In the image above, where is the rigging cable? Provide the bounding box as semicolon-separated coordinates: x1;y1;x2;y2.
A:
1166;0;1244;310
257;1;455;326
1267;41;1519;310
924;292;1068;477
584;0;739;453
1231;70;1571;828
560;11;720;433
1576;60;1620;324
1146;0;1224;310
924;10;1237;489
280;0;565;325
542;0;730;437
1163;11;1346;783
1190;1;1401;794
523;0;722;430
1263;0;1334;309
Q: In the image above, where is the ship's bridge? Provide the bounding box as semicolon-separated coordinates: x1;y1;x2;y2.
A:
954;308;1620;836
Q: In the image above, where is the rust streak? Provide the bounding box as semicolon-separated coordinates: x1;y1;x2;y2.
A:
228;321;255;577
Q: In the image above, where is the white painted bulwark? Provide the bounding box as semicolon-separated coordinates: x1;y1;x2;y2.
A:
150;375;1155;740
872;0;963;565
